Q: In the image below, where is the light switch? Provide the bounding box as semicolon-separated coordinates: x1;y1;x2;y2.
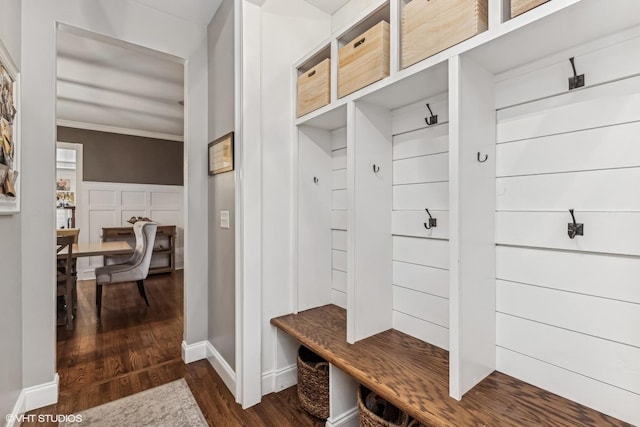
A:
220;210;230;229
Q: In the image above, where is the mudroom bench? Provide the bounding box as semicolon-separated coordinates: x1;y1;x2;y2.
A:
271;304;627;426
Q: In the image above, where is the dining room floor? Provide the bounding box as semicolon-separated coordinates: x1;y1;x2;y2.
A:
23;271;324;426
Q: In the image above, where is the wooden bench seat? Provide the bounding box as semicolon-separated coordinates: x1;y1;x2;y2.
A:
271;304;628;426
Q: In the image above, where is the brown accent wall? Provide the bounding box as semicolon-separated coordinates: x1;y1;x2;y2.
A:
57;126;184;186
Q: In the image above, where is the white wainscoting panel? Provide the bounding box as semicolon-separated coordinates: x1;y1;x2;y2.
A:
77;181;184;279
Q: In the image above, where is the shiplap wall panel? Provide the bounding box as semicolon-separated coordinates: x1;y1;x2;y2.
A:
393;261;449;298
391;116;450;350
497;76;640;143
332;189;347;210
495;31;640;425
497;168;640;212
497;313;640;395
392;210;449;239
393;153;449;185
497;280;640;348
393;182;449;211
496;211;640;256
392;311;449;350
393;286;449;328
332;269;347;293
393;231;449;270
497;246;640;304
393;126;449;160
496;121;640;176
331;289;347;309
332;128;349;303
331;127;347;150
332;169;347;190
497;347;640;426
332;230;347;251
331;210;347;230
332;148;347;170
495;32;640;109
391;94;449;135
332;249;347;273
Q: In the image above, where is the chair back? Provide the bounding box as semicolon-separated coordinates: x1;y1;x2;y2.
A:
57;234;75;282
132;221;158;279
57;228;80;243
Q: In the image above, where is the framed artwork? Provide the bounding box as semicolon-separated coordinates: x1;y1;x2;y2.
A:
208;131;234;175
0;38;19;214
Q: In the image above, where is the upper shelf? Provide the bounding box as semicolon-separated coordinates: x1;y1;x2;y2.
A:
467;0;640;74
295;0;640;124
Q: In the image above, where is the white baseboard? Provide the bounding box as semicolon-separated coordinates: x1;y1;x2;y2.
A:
206;342;236;398
5;374;59;426
5;389;26;427
261;364;297;395
327;407;359;427
24;373;59;412
181;340;208;364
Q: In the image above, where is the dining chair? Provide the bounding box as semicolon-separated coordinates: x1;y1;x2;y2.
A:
57;228;80;243
56;234;75;330
94;221;157;317
57;228;80;308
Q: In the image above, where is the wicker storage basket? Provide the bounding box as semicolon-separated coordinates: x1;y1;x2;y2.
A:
297;346;329;419
358;386;411;427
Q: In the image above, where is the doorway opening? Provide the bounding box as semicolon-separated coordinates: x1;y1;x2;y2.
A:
53;24;187;411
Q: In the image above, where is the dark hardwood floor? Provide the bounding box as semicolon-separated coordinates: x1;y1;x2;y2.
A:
24;271;323;427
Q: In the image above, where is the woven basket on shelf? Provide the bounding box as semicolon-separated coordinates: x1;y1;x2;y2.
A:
297;346;329;419
358;386;413;427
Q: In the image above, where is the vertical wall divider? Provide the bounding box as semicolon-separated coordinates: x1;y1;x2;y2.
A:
346;102;357;343
448;54;497;400
390;0;401;74
297;126;334;312
350;101;394;343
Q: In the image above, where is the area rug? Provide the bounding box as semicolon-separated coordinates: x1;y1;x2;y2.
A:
59;379;208;426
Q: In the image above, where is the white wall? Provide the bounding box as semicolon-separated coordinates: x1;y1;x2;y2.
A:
0;0;22;420
20;0;208;398
207;0;236;373
258;0;331;395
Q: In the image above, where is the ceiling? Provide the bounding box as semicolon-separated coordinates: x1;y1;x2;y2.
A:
305;0;351;14
56;29;184;139
55;0;351;141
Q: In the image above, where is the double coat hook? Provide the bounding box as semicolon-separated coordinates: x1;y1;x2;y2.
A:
567;209;584;239
424;104;438;126
477;152;488;162
424;209;437;230
373;164;380;173
568;57;585;90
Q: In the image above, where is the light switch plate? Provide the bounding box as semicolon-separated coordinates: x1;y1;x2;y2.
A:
220;210;230;229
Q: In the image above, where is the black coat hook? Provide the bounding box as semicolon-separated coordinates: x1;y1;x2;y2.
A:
424;209;437;230
425;103;438;126
568;57;585;90
567;209;584;239
373;164;380;173
477;152;488;162
313;177;319;184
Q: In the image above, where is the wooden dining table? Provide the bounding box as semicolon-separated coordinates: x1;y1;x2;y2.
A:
57;241;133;258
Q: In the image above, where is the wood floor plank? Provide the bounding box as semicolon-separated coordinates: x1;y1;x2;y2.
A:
22;271;322;427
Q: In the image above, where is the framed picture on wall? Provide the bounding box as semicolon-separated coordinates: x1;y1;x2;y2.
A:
208;131;234;175
0;37;19;215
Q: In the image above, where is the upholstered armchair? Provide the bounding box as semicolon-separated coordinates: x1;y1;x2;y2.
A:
94;221;158;317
